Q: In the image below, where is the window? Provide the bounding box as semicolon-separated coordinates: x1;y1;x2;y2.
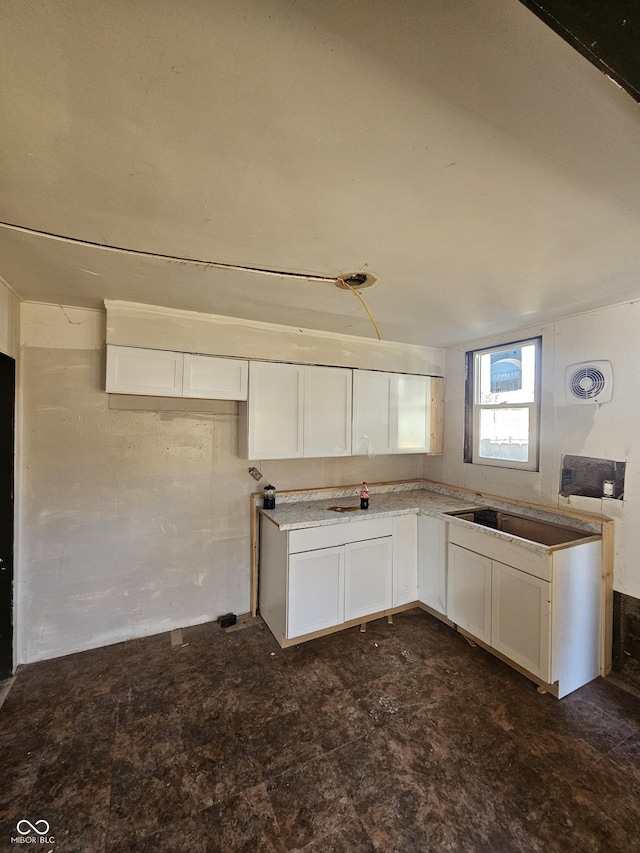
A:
464;337;541;471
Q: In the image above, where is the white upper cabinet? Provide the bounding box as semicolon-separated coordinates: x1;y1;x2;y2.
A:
352;370;395;456
182;353;248;400
241;362;352;459
244;361;305;459
303;365;352;458
106;345;248;400
396;374;431;453
352;370;440;455
106;345;184;396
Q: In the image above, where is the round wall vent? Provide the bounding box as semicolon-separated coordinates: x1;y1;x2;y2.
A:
335;272;377;290
565;360;613;404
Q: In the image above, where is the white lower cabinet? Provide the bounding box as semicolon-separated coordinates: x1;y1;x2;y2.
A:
418;514;447;616
447;543;551;682
392;515;418;606
344;537;393;621
491;560;551;682
288;547;345;637
447;524;602;697
260;515;417;646
447;543;492;644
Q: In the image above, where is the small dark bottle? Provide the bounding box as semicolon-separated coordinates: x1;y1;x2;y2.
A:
360;481;370;510
263;485;276;510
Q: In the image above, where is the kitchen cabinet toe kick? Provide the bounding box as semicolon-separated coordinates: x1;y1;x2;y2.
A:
253;480;612;698
456;628;560;698
277;602;419;649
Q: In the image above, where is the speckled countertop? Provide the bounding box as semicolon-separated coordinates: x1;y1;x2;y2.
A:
259;487;483;531
258;481;603;543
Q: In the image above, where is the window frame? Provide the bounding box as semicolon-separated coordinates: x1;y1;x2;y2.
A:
464;336;542;472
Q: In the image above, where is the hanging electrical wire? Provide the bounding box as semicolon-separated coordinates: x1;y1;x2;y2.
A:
0;220;383;339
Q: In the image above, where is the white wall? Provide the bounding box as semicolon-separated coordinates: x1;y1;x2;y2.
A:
18;303;427;663
425;299;640;599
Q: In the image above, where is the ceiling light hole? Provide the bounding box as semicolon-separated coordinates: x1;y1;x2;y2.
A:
335;272;377;290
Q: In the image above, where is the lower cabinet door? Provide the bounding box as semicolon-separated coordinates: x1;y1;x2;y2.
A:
344;536;393;621
491;561;551;682
447;544;492;643
287;547;345;638
392;515;418;607
418;515;447;615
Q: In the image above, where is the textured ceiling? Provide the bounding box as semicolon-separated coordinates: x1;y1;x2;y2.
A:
1;0;639;347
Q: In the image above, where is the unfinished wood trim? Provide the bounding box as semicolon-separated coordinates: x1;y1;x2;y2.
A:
417;602;455;628
429;377;444;454
463;350;473;463
423;478;608;526
457;628;560;698
601;519;614;676
259;479;424;499
279;601;420;648
547;536;602;552
250;493;260;618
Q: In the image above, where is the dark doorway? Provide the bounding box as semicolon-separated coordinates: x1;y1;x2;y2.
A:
0;352;15;679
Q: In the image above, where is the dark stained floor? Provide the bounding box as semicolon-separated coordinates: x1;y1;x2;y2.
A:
1;608;640;852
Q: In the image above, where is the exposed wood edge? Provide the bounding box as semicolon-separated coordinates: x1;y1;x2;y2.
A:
417;602;455;628
601;519;614;676
548;535;603;552
279;602;420;648
250;493;259;617
423;478;609;526
257;507;281;527
457;628;560;698
260;479;424;499
429;377;444;455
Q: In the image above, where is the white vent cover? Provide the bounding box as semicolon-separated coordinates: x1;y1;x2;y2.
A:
565;361;613;404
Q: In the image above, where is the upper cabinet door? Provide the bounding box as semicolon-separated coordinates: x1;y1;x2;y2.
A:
396;374;430;453
106;345;184;396
182;354;248;400
303;366;352;457
246;361;305;459
352;370;395;456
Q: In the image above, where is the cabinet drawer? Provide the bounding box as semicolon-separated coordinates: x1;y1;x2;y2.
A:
288;517;394;553
448;523;551;581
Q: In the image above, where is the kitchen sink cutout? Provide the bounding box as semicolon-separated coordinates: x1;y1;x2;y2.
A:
446;507;593;546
